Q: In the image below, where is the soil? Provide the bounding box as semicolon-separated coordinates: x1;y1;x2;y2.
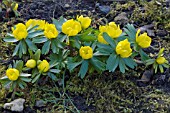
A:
0;0;170;112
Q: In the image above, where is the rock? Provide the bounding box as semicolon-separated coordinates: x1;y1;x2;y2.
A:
3;98;25;112
156;30;167;37
138;24;155;36
64;4;70;8
35;100;46;108
96;3;110;14
114;12;129;25
138;70;153;83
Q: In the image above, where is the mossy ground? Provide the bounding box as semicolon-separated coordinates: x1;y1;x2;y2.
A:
0;0;170;112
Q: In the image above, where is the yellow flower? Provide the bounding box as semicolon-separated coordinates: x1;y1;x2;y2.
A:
44;23;58;39
79;46;93;59
26;19;36;28
77;15;91;29
25;59;36;68
136;29;152;48
62;19;82;36
99;22;122;39
13;3;18;11
97;33;108;44
13;23;28;40
116;39;132;58
156;57;166;64
26;19;46;30
36;20;46;30
6;68;19;81
37;60;50;73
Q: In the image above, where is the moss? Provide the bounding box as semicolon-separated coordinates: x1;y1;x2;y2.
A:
66;71;170;112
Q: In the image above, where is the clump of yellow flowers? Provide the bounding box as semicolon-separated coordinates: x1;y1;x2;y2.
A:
2;15;169;83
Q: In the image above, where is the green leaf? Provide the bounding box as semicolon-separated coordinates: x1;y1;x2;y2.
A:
93;51;110;56
80;34;97;42
119;58;126;73
48;72;57;81
20;73;31;77
3;36;18;42
21;40;27;54
103;32;116;48
0;76;8;80
15;60;23;73
67;60;83;72
159;65;164;73
70;37;81;49
25;39;38;52
49;69;61;73
96;43;114;53
146;59;155;66
32;74;41;83
90;57;105;71
124;58;137;69
18;82;25;89
32;37;48;43
12;81;17;90
162;63;169;68
20;77;32;82
106;54;119;72
51;40;58;53
32;49;41;61
139;49;150;61
58;34;67;42
27;30;44;39
12;42;20;56
19;44;23;58
78;60;88;79
52;17;66;31
27;25;39;33
42;40;51;55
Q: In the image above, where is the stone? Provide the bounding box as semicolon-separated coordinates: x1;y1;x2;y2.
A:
3;98;25;112
35;100;46;108
114;12;129;24
96;3;110;14
64;4;70;8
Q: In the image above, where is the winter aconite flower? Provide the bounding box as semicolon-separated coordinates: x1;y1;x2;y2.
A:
6;68;19;81
116;39;132;58
26;19;46;30
37;60;50;73
13;23;28;40
136;29;151;48
156;57;166;64
99;22;122;39
77;15;91;29
12;3;18;11
26;19;36;28
36;20;46;30
62;19;82;36
79;46;93;59
25;59;36;68
97;33;108;44
44;23;58;39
